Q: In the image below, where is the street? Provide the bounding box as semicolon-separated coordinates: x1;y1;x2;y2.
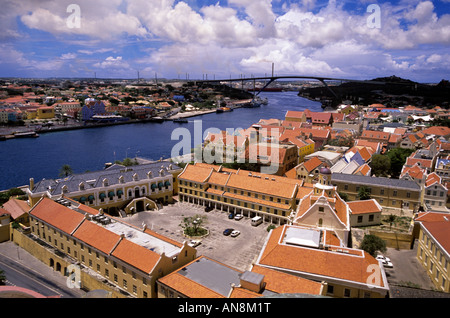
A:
0;242;85;298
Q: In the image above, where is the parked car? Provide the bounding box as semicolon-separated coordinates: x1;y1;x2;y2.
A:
204;206;213;212
188;240;201;248
376;255;391;263
231;230;240;237
223;228;234;236
234;214;243;220
228;213;234;219
376;255;393;268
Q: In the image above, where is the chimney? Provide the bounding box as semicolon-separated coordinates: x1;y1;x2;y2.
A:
29;178;34;190
239;271;265;294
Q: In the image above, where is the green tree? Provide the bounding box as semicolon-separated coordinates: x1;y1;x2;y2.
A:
360;234;387;257
179;214;208;237
386;214;397;230
358;186;372;200
369;154;391;177
59;164;73;177
385;148;414;178
338;191;349;201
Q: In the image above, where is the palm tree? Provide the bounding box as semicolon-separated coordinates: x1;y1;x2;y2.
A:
387;214;397;230
357;186;371;200
59;164;73;177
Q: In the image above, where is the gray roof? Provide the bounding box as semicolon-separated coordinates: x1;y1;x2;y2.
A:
178;257;242;297
331;173;421;191
31;161;181;195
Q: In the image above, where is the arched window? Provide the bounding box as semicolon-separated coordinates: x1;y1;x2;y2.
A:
318;218;323;227
79;183;85;191
103;178;109;187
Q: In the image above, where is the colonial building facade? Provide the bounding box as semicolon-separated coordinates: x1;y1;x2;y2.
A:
27;161;182;216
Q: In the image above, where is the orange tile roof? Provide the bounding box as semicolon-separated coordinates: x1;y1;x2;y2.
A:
30;197;85;235
178;164;213;183
421;221;450;254
258;225;386;287
302;156;324;172
111;238;160;274
347;199;382;215
425;172;441;187
421;126;450;136
250;265;323;295
73;220;121;254
227;173;296;198
2;198;30;219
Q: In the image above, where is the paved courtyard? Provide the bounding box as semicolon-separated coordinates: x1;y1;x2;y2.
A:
123;199;271;272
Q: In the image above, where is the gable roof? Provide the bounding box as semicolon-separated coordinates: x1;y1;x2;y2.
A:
256;225;388;290
29;197;87;234
111;238;161;274
2;198;30;219
72;220;121;255
347;199;382;215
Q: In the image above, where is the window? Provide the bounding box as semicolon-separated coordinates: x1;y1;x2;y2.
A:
369;214;374;222
344;288;351;297
319;207;324;212
327;285;334;295
357;216;363;223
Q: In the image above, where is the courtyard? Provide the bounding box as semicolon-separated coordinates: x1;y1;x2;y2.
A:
122;199;271;272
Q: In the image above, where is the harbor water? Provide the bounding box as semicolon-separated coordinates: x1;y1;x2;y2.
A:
0;91;322;190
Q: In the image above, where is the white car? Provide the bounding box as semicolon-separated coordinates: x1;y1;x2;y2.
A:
376;255;393;268
376;255;391;263
188;240;201;248
231;230;241;237
234;214;243;220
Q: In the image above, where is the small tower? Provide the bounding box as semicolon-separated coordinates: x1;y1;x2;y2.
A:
313;166;335;196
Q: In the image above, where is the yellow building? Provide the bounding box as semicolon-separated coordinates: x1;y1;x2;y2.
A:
178;163;303;225
27;161;182;216
37;106;55;119
28;196;196;298
416;215;450;293
255;224;390;298
331;173;421;212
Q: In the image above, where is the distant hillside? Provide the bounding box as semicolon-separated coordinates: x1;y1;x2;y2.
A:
298;76;450;108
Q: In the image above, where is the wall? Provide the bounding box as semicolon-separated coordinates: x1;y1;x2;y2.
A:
11;227;127;298
369;229;414;250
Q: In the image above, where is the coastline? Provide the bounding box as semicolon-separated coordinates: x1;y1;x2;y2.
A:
0;108;220;140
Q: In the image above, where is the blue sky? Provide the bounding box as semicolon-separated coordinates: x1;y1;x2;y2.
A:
0;0;449;82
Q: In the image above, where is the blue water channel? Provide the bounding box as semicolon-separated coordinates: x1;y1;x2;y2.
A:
0;91;322;190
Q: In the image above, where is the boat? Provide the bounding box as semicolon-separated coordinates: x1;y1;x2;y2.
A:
151;117;165;123
173;118;188;123
242;99;261;108
216;107;233;113
13;131;39;138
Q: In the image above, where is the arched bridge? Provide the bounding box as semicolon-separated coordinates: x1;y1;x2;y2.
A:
193;75;391;100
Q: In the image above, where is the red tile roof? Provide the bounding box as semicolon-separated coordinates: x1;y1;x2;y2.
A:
30;197;86;234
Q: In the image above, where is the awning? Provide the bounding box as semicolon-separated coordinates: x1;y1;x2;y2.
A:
151;184;157;189
88;195;94;201
165;181;171;187
99;193;106;199
117;189;123;195
108;191;115;197
158;182;164;188
80;196;86;202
